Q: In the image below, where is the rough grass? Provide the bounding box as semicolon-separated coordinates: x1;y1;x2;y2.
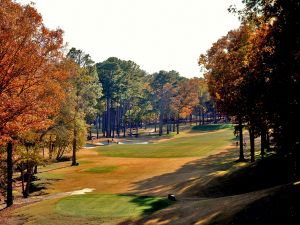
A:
83;166;119;173
96;128;234;158
37;173;64;180
55;194;172;218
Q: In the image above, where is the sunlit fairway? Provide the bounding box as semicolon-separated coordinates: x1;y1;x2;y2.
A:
96;126;234;158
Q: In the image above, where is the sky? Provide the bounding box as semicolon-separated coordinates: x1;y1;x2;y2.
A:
16;0;242;78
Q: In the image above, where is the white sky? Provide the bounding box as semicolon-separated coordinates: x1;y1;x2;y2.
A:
16;0;242;77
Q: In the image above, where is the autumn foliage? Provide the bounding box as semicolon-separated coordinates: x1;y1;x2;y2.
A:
0;0;69;144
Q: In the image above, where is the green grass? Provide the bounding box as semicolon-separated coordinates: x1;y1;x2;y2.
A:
192;124;233;132
83;166;119;173
37;172;64;180
55;194;172;218
96;127;234;158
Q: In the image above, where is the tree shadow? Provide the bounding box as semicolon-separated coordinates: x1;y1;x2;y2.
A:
127;147;293;199
126;148;241;198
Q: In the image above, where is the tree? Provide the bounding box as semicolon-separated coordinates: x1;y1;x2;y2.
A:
67;48;102;166
150;70;184;136
0;0;68;207
199;25;253;161
96;57;146;138
172;78;199;134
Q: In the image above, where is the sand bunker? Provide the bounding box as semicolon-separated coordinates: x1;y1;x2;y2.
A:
118;141;150;145
69;188;95;195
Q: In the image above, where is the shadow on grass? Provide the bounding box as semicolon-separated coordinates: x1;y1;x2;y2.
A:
127;147;242;197
206;182;300;225
125;195;173;215
121;149;299;224
195;153;295;198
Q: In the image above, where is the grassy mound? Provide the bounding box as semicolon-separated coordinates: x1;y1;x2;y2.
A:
55;194;172;218
97;128;234;158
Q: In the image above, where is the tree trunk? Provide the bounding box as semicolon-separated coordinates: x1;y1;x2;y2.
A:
166;115;170;134
20;165;25;198
266;132;270;151
24;167;32;198
6;142;13;207
106;98;111;137
96;115;99;139
176;113;180;134
154;118;157;132
102;113;106;137
159;112;163;136
71;124;77;166
261;128;266;159
173;117;176;132
249;127;255;162
198;109;201;125
238;120;245;161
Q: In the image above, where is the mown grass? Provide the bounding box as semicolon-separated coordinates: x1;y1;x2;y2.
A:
83;166;119;173
96;126;234;158
55;194;172;218
192;124;233;132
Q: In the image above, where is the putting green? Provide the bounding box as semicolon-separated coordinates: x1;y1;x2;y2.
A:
55;194;172;218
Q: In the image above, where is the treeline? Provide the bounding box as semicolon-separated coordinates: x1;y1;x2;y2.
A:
0;0;218;207
95;58;219;139
200;0;299;166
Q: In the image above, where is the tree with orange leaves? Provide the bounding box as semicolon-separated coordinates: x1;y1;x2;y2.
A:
172;78;199;134
0;0;68;207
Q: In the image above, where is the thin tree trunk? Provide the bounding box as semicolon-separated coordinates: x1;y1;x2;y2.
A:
173;117;176;132
238;120;245;161
24;167;32;198
166;115;170;134
249;127;255;162
6;142;13;207
106;98;111;137
266;132;270;151
71;124;77;166
96;115;99;139
20;165;25;198
176;113;180;134
261;128;266;159
159;112;163;136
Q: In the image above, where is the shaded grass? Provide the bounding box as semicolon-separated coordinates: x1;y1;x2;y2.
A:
195;154;295;198
221;182;300;225
83;166;119;173
96;128;234;158
55;194;172;218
